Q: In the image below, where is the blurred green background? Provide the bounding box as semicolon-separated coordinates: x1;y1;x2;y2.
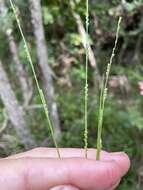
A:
0;0;143;189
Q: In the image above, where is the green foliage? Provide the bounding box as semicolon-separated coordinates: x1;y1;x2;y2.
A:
0;0;143;189
42;6;54;25
72;64;85;81
128;106;143;130
67;33;82;46
123;0;143;12
0;9;13;32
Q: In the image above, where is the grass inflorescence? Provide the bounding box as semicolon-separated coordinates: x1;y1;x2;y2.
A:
96;17;122;160
84;0;89;158
9;0;122;161
9;0;61;158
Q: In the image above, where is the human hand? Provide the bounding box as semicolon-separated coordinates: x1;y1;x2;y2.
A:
0;148;130;190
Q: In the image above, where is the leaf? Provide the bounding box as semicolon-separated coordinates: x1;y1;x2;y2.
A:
128;107;143;130
42;6;54;25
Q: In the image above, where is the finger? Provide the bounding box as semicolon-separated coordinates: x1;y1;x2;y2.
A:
49;185;80;190
7;147;122;161
7;148;130;175
0;156;129;190
109;152;130;176
7;148;130;177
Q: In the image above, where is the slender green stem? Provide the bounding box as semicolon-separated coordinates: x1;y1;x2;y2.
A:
84;0;89;158
96;17;122;160
39;90;61;158
9;0;61;158
96;76;104;160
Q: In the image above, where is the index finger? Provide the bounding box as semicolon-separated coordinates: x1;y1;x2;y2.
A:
0;156;129;190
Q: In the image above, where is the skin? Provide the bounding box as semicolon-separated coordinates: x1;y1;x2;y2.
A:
0;148;130;190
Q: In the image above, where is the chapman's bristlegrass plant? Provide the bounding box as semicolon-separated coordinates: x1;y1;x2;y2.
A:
96;17;122;160
84;0;89;158
9;0;122;161
9;0;61;158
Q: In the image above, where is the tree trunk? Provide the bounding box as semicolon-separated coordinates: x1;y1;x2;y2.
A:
0;0;33;106
0;60;36;149
70;0;101;90
28;0;61;140
6;29;33;106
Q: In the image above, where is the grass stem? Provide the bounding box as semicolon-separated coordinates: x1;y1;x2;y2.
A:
96;17;122;160
9;0;61;158
84;0;89;158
